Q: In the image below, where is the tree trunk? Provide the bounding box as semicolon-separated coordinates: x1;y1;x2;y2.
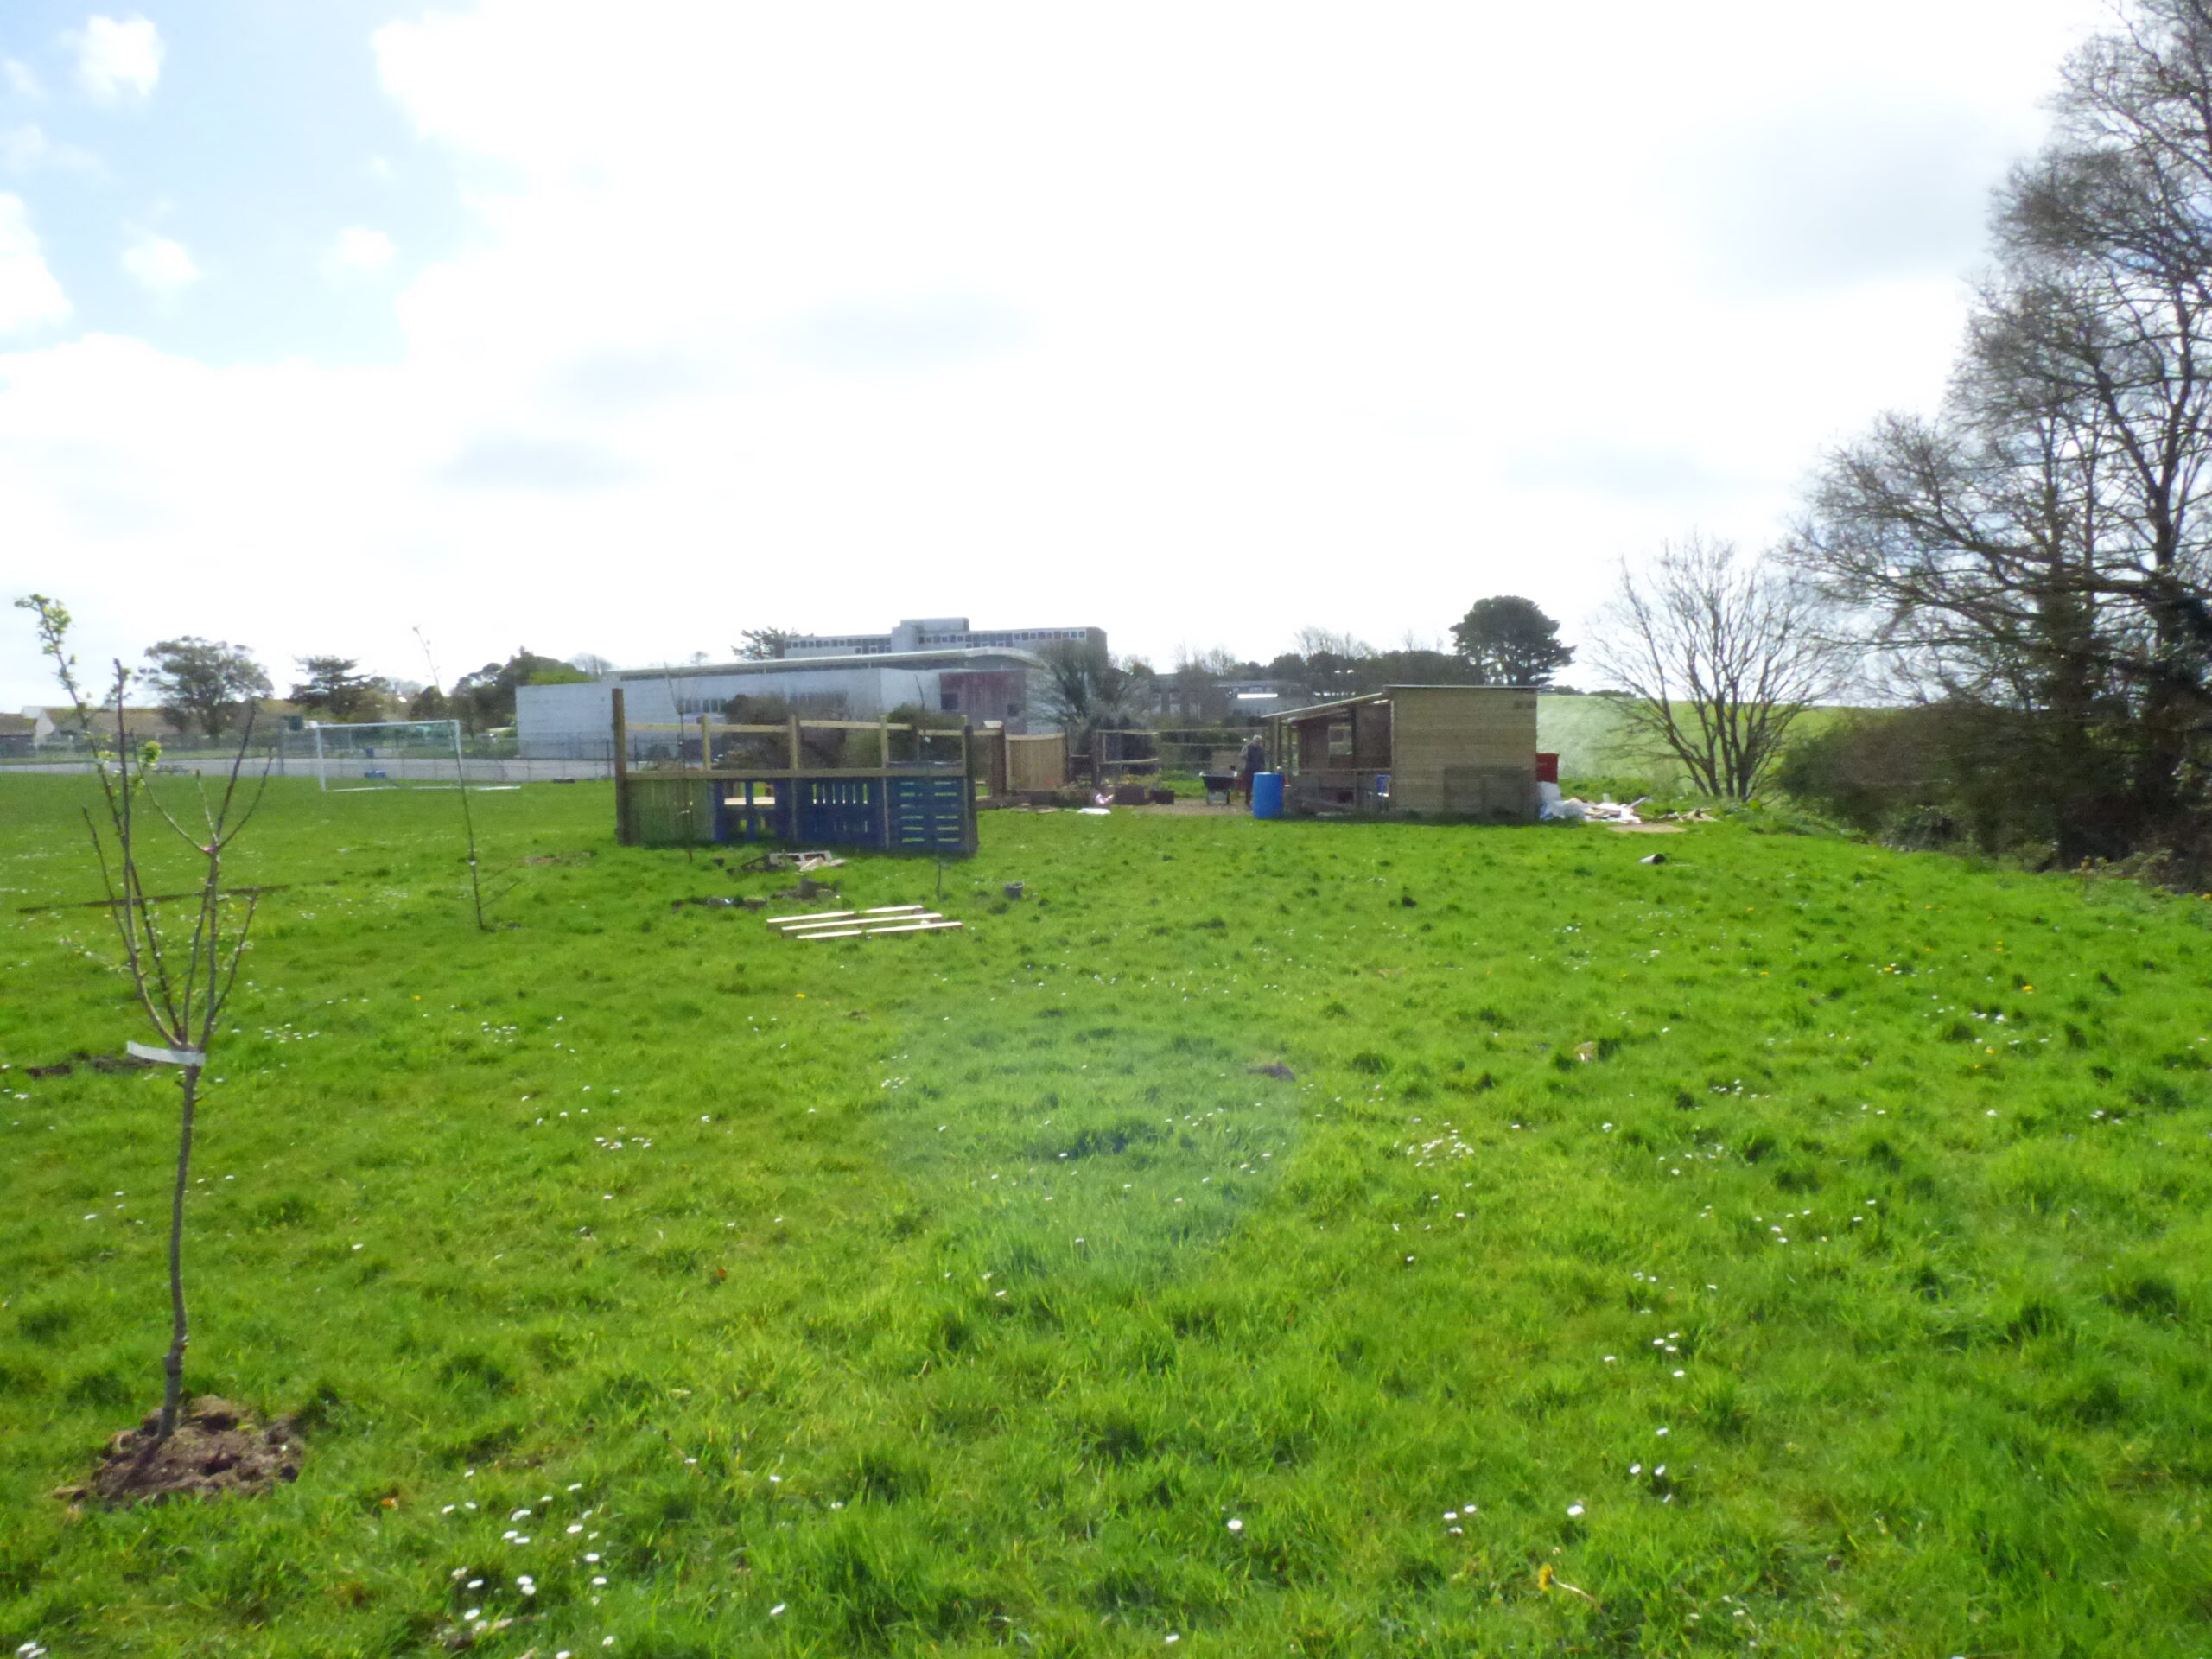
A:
156;1064;198;1440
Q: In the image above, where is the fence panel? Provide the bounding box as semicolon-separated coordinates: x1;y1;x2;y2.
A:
1006;734;1066;791
797;779;882;848
888;777;973;854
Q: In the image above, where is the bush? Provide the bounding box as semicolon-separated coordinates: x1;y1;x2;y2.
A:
1777;701;2140;864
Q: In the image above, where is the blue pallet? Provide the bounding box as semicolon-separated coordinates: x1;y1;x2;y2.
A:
693;773;972;855
889;776;970;852
798;778;881;847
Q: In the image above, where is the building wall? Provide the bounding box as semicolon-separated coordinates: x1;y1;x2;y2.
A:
516;680;626;756
938;670;1027;722
516;651;1047;757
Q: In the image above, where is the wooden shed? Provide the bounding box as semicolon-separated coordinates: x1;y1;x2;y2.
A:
1264;686;1539;820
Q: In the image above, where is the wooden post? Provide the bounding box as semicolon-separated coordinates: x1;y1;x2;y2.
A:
880;712;891;771
787;715;802;772
697;712;715;844
962;721;976;852
611;686;631;845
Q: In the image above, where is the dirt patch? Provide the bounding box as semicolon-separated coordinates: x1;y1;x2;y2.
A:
56;1395;302;1507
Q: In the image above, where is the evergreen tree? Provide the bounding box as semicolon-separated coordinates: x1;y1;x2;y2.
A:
142;638;272;738
1449;596;1573;686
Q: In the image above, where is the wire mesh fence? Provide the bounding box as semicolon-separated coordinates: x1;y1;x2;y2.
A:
3;725;1274;784
1;727;610;784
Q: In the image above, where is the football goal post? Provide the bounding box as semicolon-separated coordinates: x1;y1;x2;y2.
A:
308;718;490;792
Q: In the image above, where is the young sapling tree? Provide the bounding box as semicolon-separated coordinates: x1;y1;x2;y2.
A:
16;595;271;1442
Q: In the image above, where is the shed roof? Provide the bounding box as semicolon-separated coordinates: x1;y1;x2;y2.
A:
1264;684;1528;724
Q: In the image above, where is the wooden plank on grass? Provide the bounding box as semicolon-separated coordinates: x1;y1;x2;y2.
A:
791;912;941;931
765;911;929;938
771;912;926;931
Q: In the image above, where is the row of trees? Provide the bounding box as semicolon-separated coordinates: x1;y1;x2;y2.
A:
1779;0;2212;870
1104;597;1578;722
1505;0;2212;861
79;640;601;740
1017;598;1579;755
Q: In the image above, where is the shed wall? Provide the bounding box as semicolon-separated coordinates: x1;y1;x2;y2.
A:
1389;689;1538;817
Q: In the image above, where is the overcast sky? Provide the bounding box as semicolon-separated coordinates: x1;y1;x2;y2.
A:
0;0;2117;705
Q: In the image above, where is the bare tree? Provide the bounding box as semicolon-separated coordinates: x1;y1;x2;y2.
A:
1035;639;1148;750
1289;627;1376;699
1590;537;1845;800
16;595;269;1442
1291;626;1370;662
1798;0;2212;854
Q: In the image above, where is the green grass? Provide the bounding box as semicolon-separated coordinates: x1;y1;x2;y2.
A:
3;776;2211;1656
1537;696;1854;798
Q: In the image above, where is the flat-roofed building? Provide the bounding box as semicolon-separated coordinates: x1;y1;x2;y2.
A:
516;646;1054;760
783;618;1104;658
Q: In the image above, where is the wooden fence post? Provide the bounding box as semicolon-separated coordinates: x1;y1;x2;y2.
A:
962;721;977;852
611;686;632;846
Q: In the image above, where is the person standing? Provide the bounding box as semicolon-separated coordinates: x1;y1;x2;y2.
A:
1235;733;1268;804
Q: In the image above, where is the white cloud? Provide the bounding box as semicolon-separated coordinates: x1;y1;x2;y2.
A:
0;127;52;172
0;0;2125;702
5;59;44;99
0;124;99;174
71;14;163;105
327;226;394;273
0;194;70;334
120;232;197;299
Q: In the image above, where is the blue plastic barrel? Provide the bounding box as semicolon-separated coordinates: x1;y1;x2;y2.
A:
1250;771;1284;819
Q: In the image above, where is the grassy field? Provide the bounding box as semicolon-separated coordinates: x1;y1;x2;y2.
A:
3;776;2210;1657
1536;697;1853;798
1538;695;1656;786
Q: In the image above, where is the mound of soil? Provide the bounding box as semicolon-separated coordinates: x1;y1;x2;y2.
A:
56;1395;302;1507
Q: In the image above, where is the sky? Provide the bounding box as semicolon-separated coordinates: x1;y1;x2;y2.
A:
0;0;2120;705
